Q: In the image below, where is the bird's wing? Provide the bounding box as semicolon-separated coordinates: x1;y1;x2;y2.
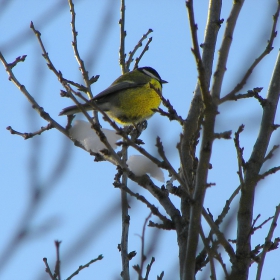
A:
93;81;146;100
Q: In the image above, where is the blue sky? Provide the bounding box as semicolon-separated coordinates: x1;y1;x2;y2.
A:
1;1;280;279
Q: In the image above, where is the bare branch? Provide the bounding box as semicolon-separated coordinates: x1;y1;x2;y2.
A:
0;52;69;138
186;0;210;104
231;50;280;280
202;208;236;262
115;182;173;227
6;123;54;139
263;145;280;163
211;0;245;102
234;125;246;185
154;92;184;125
138;212;153;279
43;258;55;280
199;226;216;280
219;0;280;104
119;0;126;73
54;241;62;280
134;37;153;69
126;28;153;70
144;257;155;280
156;137;187;191
68;0;94;99
256;204;280;280
252;215;274;235
66;255;103;280
224;87;265;105
7;55;27;69
258;166;280;181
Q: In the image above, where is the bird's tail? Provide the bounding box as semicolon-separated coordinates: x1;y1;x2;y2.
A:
59;103;92;116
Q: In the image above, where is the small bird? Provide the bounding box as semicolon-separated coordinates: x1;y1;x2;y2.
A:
59;67;167;125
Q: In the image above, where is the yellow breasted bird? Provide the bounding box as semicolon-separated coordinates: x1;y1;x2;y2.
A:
59;67;167;125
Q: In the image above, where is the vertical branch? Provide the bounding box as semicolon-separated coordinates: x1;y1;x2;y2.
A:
119;1;130;279
230;51;280;280
119;0;127;73
68;0;93;99
68;0;100;123
211;0;245;101
180;1;222;279
120;168;130;280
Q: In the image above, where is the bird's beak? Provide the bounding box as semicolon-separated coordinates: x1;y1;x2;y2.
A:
161;79;168;84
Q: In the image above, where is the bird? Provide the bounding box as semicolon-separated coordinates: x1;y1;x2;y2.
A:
59;66;167;125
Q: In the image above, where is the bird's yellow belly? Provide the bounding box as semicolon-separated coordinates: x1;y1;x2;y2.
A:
108;84;161;125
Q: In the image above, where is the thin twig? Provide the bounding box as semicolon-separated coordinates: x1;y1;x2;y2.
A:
66;255;103;280
212;241;229;279
252;215;274;234
215;185;241;227
211;0;245;103
256;204;280;280
134;37;153;69
258;166;280;181
0;52;69;138
263;145;280;163
43;258;55;280
68;0;93;99
186;0;210;104
199;226;216;280
202;208;236;262
6;123;54;139
126;29;153;70
138;212;153;280
153;87;184;125
7;55;27;68
116;183;173;227
234;125;246;185
156;137;187;192
144;257;155;280
54;240;61;280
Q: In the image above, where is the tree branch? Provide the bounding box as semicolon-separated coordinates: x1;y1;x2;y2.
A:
230;50;280;280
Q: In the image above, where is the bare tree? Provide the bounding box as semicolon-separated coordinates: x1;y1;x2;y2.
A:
1;1;280;279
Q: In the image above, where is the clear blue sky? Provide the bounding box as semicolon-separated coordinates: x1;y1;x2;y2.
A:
1;1;280;279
